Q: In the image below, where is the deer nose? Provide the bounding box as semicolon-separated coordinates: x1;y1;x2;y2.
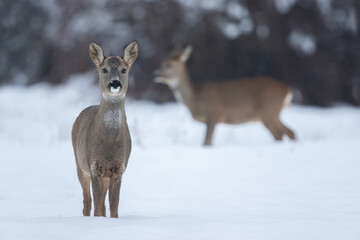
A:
110;80;122;89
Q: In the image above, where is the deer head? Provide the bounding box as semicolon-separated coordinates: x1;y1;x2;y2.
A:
89;41;138;101
154;45;192;89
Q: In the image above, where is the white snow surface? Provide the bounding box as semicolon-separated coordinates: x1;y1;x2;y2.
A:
288;30;316;55
1;76;360;240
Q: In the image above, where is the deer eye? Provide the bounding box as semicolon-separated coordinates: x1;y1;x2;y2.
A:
121;68;126;74
102;68;107;74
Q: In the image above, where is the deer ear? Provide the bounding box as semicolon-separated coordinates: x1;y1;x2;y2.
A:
170;44;182;56
123;41;138;66
180;45;192;62
89;41;105;67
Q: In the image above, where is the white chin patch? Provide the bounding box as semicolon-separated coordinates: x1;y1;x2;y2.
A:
110;87;120;93
168;78;179;89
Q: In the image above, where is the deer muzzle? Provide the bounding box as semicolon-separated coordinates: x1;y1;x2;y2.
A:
153;70;163;83
109;80;122;93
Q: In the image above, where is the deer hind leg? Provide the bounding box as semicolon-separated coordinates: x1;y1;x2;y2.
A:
204;120;216;146
278;121;296;140
76;165;91;216
262;120;283;141
260;112;283;141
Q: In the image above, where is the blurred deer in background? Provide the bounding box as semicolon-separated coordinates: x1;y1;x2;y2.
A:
72;41;138;217
154;46;296;146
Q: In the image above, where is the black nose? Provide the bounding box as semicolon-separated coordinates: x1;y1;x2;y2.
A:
110;80;122;89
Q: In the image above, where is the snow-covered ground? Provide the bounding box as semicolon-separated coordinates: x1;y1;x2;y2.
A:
0;77;360;240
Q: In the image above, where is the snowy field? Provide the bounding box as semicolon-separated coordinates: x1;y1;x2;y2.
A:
1;76;360;240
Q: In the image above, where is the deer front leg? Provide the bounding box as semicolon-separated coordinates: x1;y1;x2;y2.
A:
109;177;122;218
91;162;108;217
91;176;106;217
204;120;216;146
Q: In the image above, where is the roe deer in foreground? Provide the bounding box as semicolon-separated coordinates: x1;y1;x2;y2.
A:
72;41;138;217
154;46;296;146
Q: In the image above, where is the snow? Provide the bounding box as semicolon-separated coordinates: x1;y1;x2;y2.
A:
315;0;333;16
177;0;226;11
1;76;360;239
216;1;253;40
273;0;297;14
226;1;248;20
217;18;254;40
288;30;316;55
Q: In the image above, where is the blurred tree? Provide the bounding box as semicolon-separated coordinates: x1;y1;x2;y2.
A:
0;0;50;84
0;0;359;106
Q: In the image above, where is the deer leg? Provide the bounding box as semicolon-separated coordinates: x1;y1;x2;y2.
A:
76;165;91;216
262;120;283;141
109;177;122;218
102;178;110;217
204;120;216;146
91;177;106;217
279;121;296;140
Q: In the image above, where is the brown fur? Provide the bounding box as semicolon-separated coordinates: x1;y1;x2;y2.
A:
72;41;138;217
154;46;296;146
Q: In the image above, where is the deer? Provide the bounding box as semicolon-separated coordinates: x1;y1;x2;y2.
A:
154;46;296;146
71;41;138;218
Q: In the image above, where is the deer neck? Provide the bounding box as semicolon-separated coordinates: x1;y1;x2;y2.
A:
96;96;126;131
170;67;195;110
